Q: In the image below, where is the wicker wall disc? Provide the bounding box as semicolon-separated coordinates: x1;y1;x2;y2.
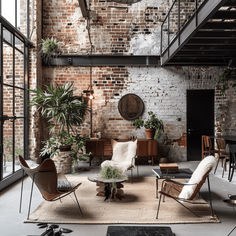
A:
118;94;144;120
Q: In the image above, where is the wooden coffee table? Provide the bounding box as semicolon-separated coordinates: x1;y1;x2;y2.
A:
152;168;193;198
88;176;128;201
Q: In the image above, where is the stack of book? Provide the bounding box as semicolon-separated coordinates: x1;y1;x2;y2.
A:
160;163;179;173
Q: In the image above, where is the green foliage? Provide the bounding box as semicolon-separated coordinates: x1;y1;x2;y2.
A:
133;111;164;139
100;166;126;180
30;83;87;135
217;68;236;94
41;37;59;55
30;83;88;158
133;116;144;129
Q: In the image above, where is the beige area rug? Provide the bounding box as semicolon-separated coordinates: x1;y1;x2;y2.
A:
25;176;219;224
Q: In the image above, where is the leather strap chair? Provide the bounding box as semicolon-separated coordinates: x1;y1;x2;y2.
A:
19;156;82;219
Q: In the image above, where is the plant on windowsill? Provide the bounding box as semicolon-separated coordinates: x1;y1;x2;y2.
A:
133;111;164;140
217;67;236;94
30;83;89;173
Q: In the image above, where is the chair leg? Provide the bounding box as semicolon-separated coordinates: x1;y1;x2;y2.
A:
136;165;139;177
222;158;227;178
130;168;133;183
19;170;24;213
156;193;162;219
214;157;220;174
207;176;214;217
73;192;83;216
27;175;35;220
229;167;235;182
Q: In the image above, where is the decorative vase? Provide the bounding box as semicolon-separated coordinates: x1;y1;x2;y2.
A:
145;129;155;140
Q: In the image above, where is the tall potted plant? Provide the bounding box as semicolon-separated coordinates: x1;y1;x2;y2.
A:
133;112;164;140
30;83;88;173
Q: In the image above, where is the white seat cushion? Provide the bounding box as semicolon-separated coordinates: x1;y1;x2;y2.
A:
178;155;216;200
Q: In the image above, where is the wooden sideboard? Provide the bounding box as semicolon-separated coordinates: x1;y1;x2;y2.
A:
86;139;158;166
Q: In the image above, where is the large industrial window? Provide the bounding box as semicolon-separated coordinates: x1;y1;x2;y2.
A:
0;0;32;190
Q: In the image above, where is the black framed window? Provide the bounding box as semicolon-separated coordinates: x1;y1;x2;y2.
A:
0;0;31;38
0;3;32;190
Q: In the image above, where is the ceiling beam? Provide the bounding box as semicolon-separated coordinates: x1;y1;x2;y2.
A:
223;0;236;7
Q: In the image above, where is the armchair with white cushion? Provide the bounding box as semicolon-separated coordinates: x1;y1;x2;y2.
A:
101;140;138;177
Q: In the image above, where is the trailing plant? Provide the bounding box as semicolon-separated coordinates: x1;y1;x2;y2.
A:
217;68;236;94
133;111;164;139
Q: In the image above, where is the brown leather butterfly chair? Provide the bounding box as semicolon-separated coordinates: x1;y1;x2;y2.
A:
156;155;216;219
19;156;82;219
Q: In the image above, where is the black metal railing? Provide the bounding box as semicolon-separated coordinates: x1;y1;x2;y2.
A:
160;0;207;57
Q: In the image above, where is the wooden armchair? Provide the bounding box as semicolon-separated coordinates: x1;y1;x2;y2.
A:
19;156;83;219
156;155;216;219
201;135;217;159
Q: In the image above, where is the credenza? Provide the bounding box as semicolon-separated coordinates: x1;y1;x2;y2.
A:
86;139;158;166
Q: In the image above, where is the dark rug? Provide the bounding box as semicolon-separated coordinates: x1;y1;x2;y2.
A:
106;226;173;236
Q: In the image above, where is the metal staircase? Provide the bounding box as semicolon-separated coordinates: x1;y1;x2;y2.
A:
160;0;236;66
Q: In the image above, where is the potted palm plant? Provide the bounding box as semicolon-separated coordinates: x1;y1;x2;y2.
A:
30;83;88;173
133;112;164;140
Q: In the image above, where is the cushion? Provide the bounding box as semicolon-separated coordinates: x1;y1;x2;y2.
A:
57;179;75;192
178;155;216;200
101;140;137;173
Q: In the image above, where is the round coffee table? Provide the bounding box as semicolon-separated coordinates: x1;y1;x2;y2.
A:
88;176;128;201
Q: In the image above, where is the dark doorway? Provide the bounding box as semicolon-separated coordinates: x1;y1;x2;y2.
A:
187;90;214;161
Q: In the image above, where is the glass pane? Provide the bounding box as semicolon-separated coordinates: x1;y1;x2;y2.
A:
3;41;13;86
3;85;13;117
15;36;24;52
15;50;24;88
17;0;28;36
15;88;24;117
14;118;24;171
3;28;14;46
2;0;16;26
3;121;13;178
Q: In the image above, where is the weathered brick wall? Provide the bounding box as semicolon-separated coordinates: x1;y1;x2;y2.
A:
37;0;236;162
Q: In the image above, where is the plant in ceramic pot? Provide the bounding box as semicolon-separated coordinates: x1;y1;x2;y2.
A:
30;83;88;173
133;112;164;140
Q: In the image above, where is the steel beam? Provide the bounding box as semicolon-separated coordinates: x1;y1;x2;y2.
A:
44;55;160;67
78;0;89;18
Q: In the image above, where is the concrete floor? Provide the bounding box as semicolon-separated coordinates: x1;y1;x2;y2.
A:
1;161;236;236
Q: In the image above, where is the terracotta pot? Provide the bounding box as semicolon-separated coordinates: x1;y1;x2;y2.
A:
145;129;155;140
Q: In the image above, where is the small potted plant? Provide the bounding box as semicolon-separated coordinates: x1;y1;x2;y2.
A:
133;112;164;140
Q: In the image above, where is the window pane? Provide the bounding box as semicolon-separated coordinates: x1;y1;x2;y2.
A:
2;0;15;26
3;85;13;117
17;0;28;36
14;118;24;172
15;49;24;88
3;40;13;86
15;88;24;117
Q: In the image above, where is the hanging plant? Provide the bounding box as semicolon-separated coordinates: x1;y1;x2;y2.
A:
217;68;236;94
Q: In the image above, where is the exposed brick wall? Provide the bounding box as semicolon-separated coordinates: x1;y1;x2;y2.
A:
34;0;236;162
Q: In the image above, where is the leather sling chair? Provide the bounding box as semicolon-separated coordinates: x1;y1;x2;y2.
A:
156;155;216;219
19;156;82;219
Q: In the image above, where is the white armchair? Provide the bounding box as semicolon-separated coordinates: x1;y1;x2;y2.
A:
101;140;137;174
